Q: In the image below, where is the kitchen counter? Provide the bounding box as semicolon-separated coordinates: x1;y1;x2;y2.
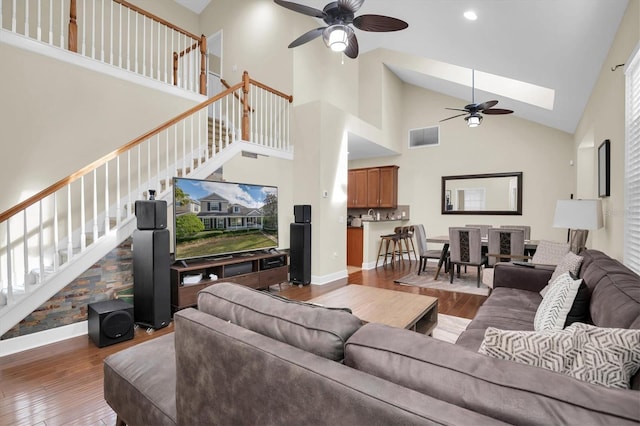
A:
346;220;414;269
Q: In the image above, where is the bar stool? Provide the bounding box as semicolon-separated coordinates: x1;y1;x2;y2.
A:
375;229;403;267
402;226;418;261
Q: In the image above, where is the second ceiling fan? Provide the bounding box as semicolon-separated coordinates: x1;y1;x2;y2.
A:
274;0;408;59
441;70;514;127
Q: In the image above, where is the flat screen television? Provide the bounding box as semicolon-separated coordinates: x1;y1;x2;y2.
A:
173;177;279;261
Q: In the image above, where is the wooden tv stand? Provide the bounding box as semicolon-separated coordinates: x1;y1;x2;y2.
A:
170;251;288;312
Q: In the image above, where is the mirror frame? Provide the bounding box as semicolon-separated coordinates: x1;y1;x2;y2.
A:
441;172;523;215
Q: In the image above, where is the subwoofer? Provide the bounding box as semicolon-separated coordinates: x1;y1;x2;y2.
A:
88;299;134;347
135;199;167;230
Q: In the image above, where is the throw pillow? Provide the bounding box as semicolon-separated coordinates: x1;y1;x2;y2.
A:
478;327;582;373
534;272;583;331
566;323;640;389
540;251;584;297
531;240;570;266
563;282;590;326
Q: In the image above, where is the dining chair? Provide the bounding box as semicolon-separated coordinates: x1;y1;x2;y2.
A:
414;224;447;275
465;224;493;239
449;227;486;287
482;228;531;289
499;225;531;240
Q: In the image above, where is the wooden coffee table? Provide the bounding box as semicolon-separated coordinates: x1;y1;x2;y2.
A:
309;285;438;335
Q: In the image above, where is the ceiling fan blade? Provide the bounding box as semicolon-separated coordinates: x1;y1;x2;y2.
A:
338;0;365;14
445;107;469;112
274;0;327;19
440;113;468;122
288;27;325;48
353;15;409;32
482;108;514;115
476;100;498;111
344;31;359;58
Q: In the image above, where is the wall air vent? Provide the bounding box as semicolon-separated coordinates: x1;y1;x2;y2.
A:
408;126;440;149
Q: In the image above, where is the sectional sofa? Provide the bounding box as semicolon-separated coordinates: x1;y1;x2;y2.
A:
103;250;640;425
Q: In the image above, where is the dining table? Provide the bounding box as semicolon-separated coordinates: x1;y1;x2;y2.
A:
425;235;540;280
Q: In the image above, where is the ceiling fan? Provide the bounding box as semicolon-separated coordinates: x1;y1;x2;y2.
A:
441;70;514;127
274;0;408;59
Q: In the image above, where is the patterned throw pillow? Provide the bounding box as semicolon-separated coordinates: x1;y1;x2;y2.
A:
534;272;583;331
478;327;581;373
531;240;570;265
479;323;640;389
566;323;640;389
540;252;584;297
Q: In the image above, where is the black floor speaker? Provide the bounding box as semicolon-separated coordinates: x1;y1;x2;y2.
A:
290;222;311;285
88;299;134;347
133;229;171;329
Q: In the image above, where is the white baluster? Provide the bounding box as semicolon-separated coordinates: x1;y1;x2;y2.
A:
104;163;109;233
93;169;98;242
11;0;16;32
59;0;64;47
100;0;104;61
137;145;141;199
164;25;168;83
127;150;132;218
118;3;122;67
165;131;170;187
157;23;161;82
156;134;161;192
147;139;151;189
48;0;53;45
91;0;95;58
37;0;41;41
39;200;44;283
182;121;186;175
23;209;29;289
126;7;130;70
190;115;194;169
134;10;138;73
25;0;29;37
80;175;86;249
142;15;146;76
81;0;86;55
109;0;113;64
67;185;73;262
116;156;121;226
53;192;59;270
6;217;13;302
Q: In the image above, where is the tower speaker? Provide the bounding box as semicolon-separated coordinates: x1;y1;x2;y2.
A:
290;222;311;285
135;199;167;230
88;299;134;347
133;229;171;329
294;204;311;223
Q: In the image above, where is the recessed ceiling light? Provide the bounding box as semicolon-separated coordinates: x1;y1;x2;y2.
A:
464;10;478;21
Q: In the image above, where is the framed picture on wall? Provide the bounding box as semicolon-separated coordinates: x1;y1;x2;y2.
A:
598;139;610;197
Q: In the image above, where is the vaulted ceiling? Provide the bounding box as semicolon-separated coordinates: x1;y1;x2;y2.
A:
177;0;629;135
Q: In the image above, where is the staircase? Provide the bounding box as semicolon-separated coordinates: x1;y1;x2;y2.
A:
0;0;295;336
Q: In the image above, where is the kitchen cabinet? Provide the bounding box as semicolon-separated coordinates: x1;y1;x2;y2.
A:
347;227;364;266
348;169;368;208
349;165;398;209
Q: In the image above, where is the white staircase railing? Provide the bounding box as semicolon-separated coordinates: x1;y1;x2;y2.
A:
0;71;293;336
0;0;206;94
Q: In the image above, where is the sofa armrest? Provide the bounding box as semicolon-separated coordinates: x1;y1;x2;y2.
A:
345;323;640;426
173;308;503;426
493;262;554;292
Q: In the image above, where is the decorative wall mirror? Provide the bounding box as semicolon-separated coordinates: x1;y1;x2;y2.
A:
441;172;523;215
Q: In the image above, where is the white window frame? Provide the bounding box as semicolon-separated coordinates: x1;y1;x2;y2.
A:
625;42;640;274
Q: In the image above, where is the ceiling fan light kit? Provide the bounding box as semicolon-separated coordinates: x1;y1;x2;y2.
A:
274;0;408;59
324;25;352;52
466;114;482;128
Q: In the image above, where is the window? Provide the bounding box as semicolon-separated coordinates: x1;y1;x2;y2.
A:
625;43;640;274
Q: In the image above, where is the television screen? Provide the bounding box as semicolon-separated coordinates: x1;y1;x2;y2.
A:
173;177;279;261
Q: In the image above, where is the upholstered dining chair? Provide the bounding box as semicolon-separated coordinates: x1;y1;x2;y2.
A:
482;228;531;289
449;227;487;287
414;224;447;275
465;224;493;239
499;225;531;240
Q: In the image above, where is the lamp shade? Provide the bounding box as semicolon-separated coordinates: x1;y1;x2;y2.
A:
552;199;604;230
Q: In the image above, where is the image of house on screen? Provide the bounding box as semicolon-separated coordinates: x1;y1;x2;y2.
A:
190;192;265;231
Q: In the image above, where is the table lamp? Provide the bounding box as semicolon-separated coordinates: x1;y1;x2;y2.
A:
552;199;604;253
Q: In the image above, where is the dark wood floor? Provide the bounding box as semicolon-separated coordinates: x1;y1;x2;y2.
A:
0;260;486;426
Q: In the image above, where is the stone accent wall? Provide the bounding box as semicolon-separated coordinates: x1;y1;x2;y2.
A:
1;238;134;340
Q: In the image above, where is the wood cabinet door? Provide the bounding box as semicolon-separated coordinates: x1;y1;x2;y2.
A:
378;166;398;208
346;227;364;266
348;169;368;208
366;168;380;207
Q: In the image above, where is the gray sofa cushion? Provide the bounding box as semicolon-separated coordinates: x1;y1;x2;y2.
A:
197;282;362;361
345;323;640;426
103;333;177;426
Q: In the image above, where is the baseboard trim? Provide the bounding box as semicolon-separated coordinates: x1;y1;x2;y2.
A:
0;321;88;357
311;270;349;285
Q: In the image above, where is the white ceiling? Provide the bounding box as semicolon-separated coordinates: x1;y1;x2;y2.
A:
177;0;629;157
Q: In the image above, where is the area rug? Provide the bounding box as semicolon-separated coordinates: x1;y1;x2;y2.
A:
432;314;472;344
394;264;490;296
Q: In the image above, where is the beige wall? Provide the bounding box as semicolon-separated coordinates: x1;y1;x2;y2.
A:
574;0;640;260
0;43;201;214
